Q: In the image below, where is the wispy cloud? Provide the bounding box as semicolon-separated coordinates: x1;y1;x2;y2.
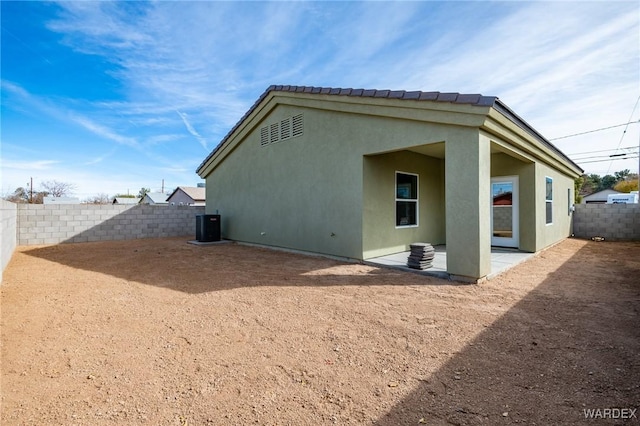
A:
84;148;117;166
176;110;207;150
2;0;636;200
1;159;59;170
68;113;140;148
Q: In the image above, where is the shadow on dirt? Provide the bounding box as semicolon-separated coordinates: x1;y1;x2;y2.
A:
20;237;464;294
16;238;640;423
374;241;640;425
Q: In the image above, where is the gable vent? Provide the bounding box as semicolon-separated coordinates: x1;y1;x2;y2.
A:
292;113;303;137
280;117;292;140
260;113;304;147
260;126;269;146
269;123;279;144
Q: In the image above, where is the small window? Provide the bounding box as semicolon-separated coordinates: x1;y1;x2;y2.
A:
545;177;553;224
396;172;418;227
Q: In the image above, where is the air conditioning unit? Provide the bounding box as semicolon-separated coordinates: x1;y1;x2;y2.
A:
196;214;221;242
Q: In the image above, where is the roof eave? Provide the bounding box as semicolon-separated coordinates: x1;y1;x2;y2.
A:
492;99;583;174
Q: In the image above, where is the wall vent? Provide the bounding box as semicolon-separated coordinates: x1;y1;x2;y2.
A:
260;126;269;146
260;113;304;147
269;122;279;144
280;117;292;140
292;113;303;137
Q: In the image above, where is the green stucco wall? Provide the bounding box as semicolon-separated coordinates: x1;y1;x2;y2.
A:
490;152;536;252
534;163;575;250
205;105;364;259
362;151;445;259
205;101;479;260
444;132;492;279
201;92;581;278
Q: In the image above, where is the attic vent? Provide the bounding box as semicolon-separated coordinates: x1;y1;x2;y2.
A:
280;117;292;140
260;113;304;147
260;126;269;146
292;113;303;137
270;123;279;144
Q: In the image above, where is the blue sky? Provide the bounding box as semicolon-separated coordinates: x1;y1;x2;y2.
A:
1;1;639;199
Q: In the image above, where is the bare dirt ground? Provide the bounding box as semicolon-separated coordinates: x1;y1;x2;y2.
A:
1;237;639;425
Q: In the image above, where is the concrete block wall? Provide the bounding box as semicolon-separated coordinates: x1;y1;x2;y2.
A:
17;204;205;245
573;204;640;241
1;200;18;283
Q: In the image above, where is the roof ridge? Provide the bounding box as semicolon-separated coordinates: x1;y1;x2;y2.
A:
265;85;498;106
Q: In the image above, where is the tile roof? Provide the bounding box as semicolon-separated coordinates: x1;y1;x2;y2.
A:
174;186;205;201
197;85;582;174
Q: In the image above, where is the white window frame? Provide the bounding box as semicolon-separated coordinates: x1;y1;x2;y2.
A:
395;171;419;228
545;176;553;225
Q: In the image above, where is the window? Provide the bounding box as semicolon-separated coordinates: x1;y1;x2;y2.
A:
396;172;418;227
545;177;553;224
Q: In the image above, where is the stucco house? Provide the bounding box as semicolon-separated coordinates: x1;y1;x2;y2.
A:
166;186;206;206
196;85;583;281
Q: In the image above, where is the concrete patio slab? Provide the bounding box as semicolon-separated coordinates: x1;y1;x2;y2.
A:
365;246;534;282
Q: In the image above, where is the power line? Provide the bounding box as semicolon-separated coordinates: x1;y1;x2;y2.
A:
571;149;639;161
549;120;640;141
573;152;639;162
566;145;638;156
607;95;640;174
578;155;639;165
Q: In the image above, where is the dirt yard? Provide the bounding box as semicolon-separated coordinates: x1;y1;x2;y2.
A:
1;237;639;425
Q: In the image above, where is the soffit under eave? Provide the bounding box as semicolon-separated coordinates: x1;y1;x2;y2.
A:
483;111;583;178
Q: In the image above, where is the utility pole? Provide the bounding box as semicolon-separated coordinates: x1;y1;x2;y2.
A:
30;177;33;204
161;179;164;193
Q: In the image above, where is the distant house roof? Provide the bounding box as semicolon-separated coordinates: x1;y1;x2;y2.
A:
112;197;140;205
196;85;583;175
172;186;205;201
582;188;621;204
166;186;205;205
493;192;513;205
142;192;169;204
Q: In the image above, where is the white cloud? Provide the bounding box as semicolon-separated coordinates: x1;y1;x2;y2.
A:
12;0;639;186
1;159;59;171
176;110;208;150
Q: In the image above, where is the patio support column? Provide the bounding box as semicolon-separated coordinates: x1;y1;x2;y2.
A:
445;132;491;281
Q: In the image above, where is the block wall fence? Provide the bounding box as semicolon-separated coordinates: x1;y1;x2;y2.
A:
16;204;205;245
1;203;205;283
1;200;18;283
2;201;638;282
572;204;640;241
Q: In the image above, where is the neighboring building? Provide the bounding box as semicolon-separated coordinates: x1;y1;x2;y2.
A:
581;188;621;204
166;186;206;206
43;196;80;204
112;197;140;205
196;85;583;281
140;192;168;205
